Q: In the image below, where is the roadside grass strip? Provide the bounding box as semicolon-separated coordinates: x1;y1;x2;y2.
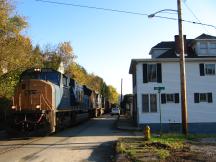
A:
116;134;216;162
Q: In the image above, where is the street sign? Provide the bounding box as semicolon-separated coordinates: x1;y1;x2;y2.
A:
154;86;165;91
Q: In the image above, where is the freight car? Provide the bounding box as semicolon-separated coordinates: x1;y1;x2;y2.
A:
9;68;98;133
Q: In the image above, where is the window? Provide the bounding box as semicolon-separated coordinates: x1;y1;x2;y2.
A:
142;94;149;112
147;64;157;82
143;63;162;83
142;94;157;113
161;93;179;104
205;64;215;75
199;93;207;102
194;93;213;103
200;42;207;49
166;94;174;103
150;94;157;112
209;43;216;49
200;63;216;76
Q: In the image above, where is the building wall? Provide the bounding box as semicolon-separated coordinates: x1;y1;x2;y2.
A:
136;61;216;125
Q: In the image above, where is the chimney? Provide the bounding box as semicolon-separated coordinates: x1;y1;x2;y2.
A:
175;35;187;54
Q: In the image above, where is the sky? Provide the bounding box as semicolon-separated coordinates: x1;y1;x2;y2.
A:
16;0;216;95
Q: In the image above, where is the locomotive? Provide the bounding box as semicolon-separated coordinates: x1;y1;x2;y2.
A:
9;68;104;133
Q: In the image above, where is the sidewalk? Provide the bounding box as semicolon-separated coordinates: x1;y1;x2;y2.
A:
116;115;141;131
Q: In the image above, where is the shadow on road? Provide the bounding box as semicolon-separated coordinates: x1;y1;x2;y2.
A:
0;115;129;140
88;141;116;162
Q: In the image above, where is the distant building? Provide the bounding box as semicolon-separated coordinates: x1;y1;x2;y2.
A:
129;34;216;133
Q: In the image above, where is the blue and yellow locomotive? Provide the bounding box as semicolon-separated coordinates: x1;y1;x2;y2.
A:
10;68;102;133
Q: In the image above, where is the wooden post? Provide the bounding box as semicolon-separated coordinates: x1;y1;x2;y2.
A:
177;0;188;135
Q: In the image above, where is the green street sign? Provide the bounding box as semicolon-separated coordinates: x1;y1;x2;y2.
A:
154;86;165;91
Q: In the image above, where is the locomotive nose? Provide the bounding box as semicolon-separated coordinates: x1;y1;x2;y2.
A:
13;79;54;111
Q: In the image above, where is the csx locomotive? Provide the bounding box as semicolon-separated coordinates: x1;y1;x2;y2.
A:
10;68;105;133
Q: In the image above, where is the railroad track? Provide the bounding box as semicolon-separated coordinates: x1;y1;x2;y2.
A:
0;118;95;156
0;137;44;155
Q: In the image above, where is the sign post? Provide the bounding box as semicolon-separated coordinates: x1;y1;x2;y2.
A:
154;86;165;136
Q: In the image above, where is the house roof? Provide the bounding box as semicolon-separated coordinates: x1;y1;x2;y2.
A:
152;41;175;49
151;34;216;58
129;33;216;74
195;33;216;40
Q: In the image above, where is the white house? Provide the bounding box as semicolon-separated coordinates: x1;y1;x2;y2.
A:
129;34;216;133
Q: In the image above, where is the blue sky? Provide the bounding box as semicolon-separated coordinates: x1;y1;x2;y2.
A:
17;0;216;94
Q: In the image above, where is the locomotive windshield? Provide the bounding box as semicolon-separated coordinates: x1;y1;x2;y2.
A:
21;70;61;85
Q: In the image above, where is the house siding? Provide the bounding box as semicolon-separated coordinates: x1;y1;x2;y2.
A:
135;61;216;127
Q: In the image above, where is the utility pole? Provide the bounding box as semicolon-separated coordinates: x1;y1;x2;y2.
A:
120;78;123;103
177;0;188;135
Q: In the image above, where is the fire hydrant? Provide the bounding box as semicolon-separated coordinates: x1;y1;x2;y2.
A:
144;125;151;141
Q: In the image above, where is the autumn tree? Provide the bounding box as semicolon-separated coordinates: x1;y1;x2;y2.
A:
66;63;88;85
57;42;76;67
0;0;31;74
107;85;119;104
86;74;104;92
0;0;33;100
31;45;44;68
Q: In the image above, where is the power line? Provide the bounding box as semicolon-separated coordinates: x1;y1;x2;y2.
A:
183;1;209;33
35;0;148;16
35;0;216;29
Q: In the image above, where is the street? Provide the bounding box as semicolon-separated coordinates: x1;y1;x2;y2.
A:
0;114;132;162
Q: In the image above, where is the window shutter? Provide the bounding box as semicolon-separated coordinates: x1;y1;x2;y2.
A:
208;93;213;103
161;94;166;104
157;63;162;83
175;93;179;103
199;64;205;76
143;64;148;83
194;93;199;103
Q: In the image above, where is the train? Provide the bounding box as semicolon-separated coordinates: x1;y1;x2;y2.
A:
9;68;109;134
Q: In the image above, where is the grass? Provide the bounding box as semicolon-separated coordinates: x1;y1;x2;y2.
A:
116;133;216;161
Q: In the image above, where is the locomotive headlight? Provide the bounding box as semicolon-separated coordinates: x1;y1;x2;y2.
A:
36;105;41;109
11;105;16;109
34;68;41;72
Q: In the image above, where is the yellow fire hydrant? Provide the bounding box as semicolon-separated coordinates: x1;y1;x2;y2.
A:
144;125;151;141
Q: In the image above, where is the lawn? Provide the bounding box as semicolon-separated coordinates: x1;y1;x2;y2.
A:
116;134;216;162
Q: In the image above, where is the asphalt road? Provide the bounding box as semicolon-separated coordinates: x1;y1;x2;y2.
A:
0;114;132;162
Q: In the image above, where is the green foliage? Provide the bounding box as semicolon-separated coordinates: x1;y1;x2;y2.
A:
86;73;104;92
116;135;187;161
107;85;119;104
66;63;88;85
0;69;23;99
0;0;119;108
66;63;119;104
43;54;61;70
0;0;32;75
31;45;44;68
57;42;76;67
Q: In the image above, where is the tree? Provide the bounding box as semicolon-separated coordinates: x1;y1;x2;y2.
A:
57;42;77;68
0;0;32;101
107;85;119;104
86;74;104;92
0;0;31;74
66;63;89;85
31;45;44;68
